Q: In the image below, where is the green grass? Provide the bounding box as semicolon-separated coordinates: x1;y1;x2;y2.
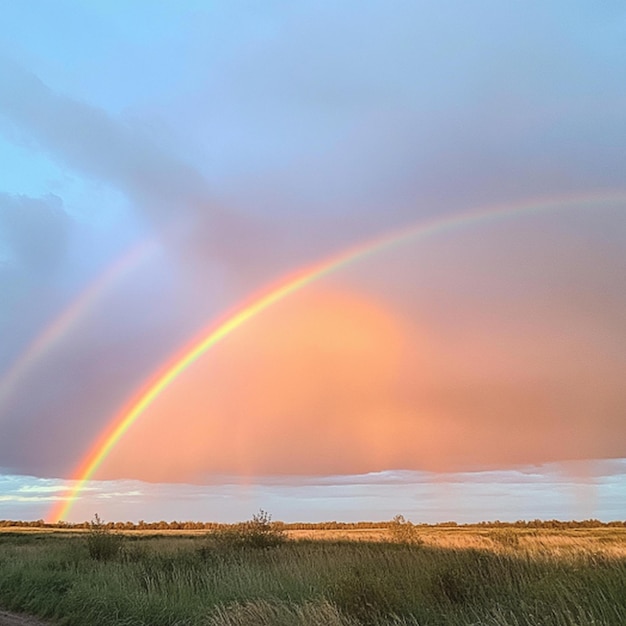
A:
0;529;625;625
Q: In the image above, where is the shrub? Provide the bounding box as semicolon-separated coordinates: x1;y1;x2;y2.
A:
208;509;287;551
389;514;423;545
86;513;123;561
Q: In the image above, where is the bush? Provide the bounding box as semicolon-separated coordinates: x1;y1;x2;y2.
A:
86;513;123;561
389;514;423;545
209;510;287;551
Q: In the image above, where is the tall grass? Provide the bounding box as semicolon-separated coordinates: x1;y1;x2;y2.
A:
0;528;624;625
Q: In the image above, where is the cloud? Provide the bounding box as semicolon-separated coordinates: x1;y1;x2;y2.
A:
0;55;257;277
181;0;626;223
0;192;73;364
3;461;626;523
18;484;78;493
0;192;69;273
0;56;206;213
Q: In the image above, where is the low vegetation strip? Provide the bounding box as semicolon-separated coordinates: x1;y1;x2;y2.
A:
0;521;625;625
2;517;624;531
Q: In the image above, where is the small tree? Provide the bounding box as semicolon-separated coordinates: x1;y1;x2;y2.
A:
86;513;123;561
241;509;287;548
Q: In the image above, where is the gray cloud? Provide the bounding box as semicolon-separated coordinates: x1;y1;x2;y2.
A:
0;192;69;273
0;56;207;215
180;0;626;230
0;57;244;278
0;55;312;289
0;192;72;360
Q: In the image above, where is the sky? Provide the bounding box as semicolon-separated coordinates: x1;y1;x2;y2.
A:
1;1;626;524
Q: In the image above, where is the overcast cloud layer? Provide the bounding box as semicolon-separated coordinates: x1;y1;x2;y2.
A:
1;1;625;522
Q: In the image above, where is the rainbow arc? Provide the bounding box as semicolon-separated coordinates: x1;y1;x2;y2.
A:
48;192;626;522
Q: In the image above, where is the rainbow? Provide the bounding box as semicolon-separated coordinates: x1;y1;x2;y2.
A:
0;239;157;421
49;192;626;522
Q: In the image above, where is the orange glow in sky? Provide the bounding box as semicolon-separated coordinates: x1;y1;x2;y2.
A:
101;287;409;481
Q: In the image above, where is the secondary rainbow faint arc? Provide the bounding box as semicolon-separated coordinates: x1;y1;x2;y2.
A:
0;239;158;421
50;192;626;522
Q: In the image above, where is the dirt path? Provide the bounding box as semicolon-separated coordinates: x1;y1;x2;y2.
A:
0;611;53;626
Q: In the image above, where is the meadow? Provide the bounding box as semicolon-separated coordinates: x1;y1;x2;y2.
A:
0;518;625;626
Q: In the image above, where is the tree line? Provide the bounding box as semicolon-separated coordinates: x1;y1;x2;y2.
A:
1;518;624;530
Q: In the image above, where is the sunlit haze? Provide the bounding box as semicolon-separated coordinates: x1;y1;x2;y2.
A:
1;2;625;524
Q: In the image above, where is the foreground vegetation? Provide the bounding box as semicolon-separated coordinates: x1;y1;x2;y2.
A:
0;518;625;625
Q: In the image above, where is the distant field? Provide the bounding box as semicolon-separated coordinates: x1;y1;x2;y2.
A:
287;525;626;552
0;524;625;625
3;522;626;551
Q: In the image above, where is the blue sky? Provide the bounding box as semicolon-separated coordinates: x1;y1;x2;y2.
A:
1;1;625;523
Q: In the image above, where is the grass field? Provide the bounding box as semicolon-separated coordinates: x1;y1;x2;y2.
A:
0;523;625;625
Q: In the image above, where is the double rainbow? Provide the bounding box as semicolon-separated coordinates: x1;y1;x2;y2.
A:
48;192;626;522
